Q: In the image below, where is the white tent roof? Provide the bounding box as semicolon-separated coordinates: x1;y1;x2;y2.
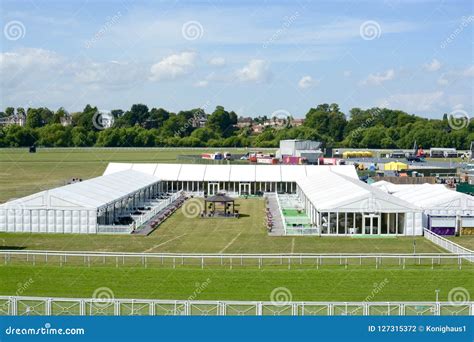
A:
0;170;160;210
204;164;232;181
229;165;256;181
297;172;420;212
256;165;281;181
373;181;474;214
178;164;206;181
103;163;359;183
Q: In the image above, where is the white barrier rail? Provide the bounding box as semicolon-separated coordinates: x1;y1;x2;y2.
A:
423;229;473;262
134;191;184;228
1;250;472;269
0;296;471;316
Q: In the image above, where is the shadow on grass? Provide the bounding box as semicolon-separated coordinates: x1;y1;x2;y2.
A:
0;246;26;250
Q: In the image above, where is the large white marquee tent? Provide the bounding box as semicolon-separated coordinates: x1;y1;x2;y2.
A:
372;181;474;235
0;163;427;236
297;173;422;236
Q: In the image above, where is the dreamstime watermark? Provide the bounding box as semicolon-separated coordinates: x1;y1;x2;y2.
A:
84;12;122;49
270;287;293;306
181;198;204;218
359;196;383;215
447;287;470;306
349;108;382;139
173;103;210;137
440;15;473;49
3;20;26;41
187;278;211;301
263;11;299;48
91;287;115;308
182;21;204;41
92;110;114;130
5;323;85;336
15;278;34;296
448;109;470;130
364;278;389;302
359;20;382;41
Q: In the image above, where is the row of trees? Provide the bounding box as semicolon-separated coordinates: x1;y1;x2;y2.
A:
0;104;472;149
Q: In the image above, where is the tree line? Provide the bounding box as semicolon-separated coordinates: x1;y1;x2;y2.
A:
0;103;472;149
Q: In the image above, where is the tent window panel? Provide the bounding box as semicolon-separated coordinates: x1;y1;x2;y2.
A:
381;213;388;234
321;213;329;234
397;213;405;234
329;212;337;234
337;213;345;234
355;213;363;234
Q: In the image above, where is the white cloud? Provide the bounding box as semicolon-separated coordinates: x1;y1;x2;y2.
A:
0;48;63;88
194;80;208;87
74;61;144;89
208;57;225;66
437;65;474;86
423;59;441;72
298;75;315;89
361;69;395;86
378;91;445;112
149;51;197;81
343;70;352;77
235;59;272;83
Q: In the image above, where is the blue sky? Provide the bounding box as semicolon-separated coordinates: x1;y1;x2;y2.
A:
1;0;472;119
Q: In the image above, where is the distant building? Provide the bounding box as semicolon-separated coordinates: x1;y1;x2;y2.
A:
191;114;208;128
0;114;26;127
236;117;253;128
252;124;265;134
291;118;305;127
276;139;324;164
60;116;73;127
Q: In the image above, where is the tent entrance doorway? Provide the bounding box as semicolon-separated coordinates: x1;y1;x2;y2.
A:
239;183;251;195
363;214;380;234
208;183;219;195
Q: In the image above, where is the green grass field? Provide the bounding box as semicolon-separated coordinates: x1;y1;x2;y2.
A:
0;198;445;254
0;148;254;203
1;264;472;302
448;236;474;250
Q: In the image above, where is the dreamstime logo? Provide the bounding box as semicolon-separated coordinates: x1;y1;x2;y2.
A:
84;11;122;49
92;110;114;130
270;287;292;306
3;20;26;41
92;287;115;308
349;108;382;139
448;110;470;130
440;15;473;49
181;198;204;218
182;21;204;41
359;196;383;214
448;287;470;306
359;20;381;40
187;278;211;301
263;11;299;48
271;109;292;121
15;278;34;296
364;278;389;302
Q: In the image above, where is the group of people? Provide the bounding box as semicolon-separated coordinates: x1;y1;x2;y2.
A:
265;207;273;232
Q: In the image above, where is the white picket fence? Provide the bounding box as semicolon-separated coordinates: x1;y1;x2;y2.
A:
1;250;471;269
423;229;473;262
0;296;471;316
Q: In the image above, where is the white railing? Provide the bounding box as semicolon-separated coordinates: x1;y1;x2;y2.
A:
1;250;471;269
97;225;133;234
134;191;184;228
0;296;471;316
424;229;473;262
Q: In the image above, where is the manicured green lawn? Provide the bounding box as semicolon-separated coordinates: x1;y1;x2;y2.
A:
1;264;472;302
0;198;445;253
449;236;474;250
